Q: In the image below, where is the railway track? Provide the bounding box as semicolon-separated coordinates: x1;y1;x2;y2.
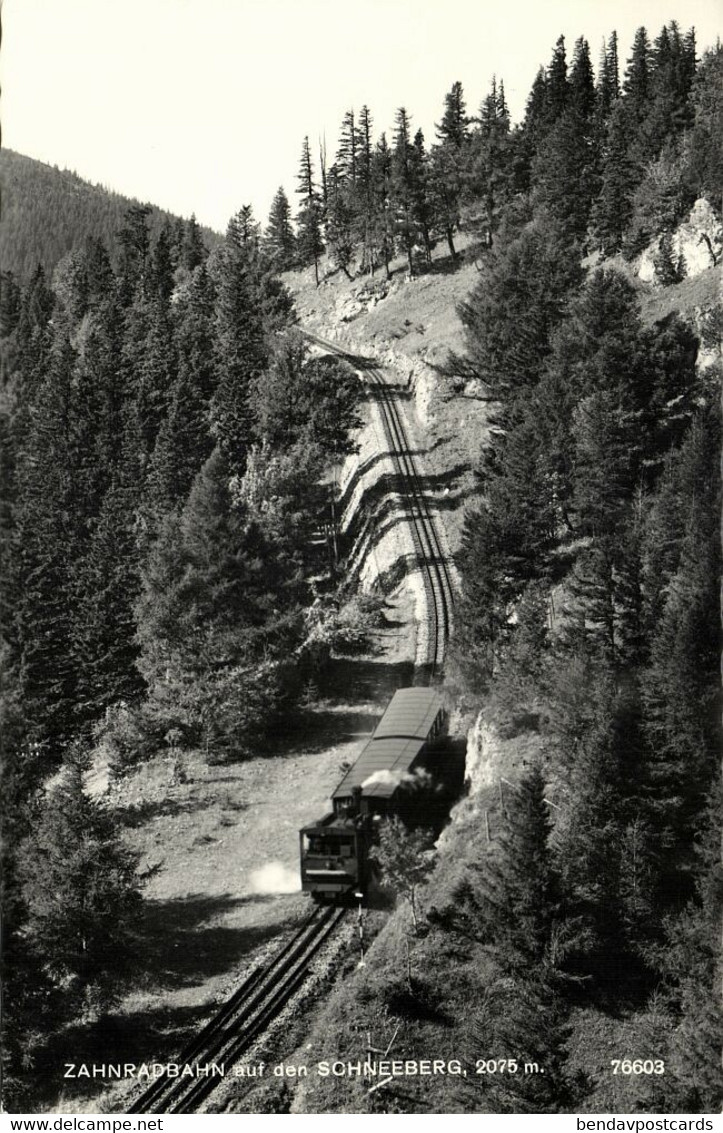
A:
128;905;346;1114
304;331;455;678
129;332;451;1114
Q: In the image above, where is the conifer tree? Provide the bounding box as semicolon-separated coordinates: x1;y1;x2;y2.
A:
521;67;549;163
0;270;22;338
452;212;582;400
596;30;620;119
623;27;652;122
210;228;267;474
569;37;596;120
432;82;468;259
117;204;151;304
391;107;417;275
296;137;324;285
325;167;356;279
12;336;82;750
410;129;434;265
263;187;297;271
149;224;176;303
684;44;723;202
475;765;559;968
356;105;377;271
546;35;569;122
590;103;638;254
136;447;304;755
335;109;359;186
436;81;468;148
181;214;208;272
18;758;141;996
372;133;395;278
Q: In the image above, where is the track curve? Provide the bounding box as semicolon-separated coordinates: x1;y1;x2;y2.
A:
304;331;455;680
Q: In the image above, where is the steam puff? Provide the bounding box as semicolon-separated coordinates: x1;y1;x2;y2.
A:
361;767;433;791
249;861;300;895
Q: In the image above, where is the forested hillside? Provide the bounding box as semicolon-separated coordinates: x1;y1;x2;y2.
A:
0;149;221;282
1;18;721;1115
284;23;722;1115
0;202;364;1106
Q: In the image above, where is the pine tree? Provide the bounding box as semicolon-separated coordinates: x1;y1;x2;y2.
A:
551;670;633;984
296;137;324;285
181;214;208;272
263;187;296;271
335;109;359;186
596;30;621;119
0;270;22;338
590;102;638;254
477;766;559;967
391;107;417;275
372;132;395;279
324;167;356;279
452;212;582;400
72;473;145;718
409;129;434;264
432;82;468;260
436;81;468;148
546;35;569;122
124;294;177;461
652;230;685;285
521;67;548;162
117;204;151;304
462;971;576;1113
149;224;175;303
356;105;377;271
623;27;652;121
532;105;598;242
569;37;596;120
18;758;141;996
210;228;267;474
136;448;304;756
684;43;723;202
12;336;82;750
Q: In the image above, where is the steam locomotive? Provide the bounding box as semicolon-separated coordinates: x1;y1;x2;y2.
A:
299;687;459;900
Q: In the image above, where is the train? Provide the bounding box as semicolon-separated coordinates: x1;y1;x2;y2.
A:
299;687;461;901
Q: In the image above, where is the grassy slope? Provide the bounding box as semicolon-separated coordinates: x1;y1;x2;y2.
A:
34;586;417;1114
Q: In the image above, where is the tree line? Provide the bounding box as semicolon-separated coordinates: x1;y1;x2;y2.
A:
263;23;721;282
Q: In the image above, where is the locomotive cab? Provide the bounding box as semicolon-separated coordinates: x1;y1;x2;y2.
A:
299;813;368;899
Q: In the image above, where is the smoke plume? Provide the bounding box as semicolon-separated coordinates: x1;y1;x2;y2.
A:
361;767;434;791
249;861;301;895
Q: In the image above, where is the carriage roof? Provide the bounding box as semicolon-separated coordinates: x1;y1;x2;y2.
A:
332;687;444;801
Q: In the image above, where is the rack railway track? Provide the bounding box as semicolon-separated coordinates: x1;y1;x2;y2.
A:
129;331;451;1113
128;905;346;1114
304;331;455;679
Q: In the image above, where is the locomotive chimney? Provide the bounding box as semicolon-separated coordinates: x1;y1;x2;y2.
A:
351;785;363;814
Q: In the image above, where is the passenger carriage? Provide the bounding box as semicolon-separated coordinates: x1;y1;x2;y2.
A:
299;688;450;899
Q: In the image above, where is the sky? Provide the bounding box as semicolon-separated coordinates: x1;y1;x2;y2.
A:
3;0;721;232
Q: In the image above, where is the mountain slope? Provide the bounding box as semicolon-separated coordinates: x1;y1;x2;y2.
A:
0;149;221;281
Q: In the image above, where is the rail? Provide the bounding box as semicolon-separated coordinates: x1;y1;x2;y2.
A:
128;905;346;1114
303;331;455;679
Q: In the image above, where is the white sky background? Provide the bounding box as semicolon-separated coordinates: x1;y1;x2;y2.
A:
3;0;721;232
